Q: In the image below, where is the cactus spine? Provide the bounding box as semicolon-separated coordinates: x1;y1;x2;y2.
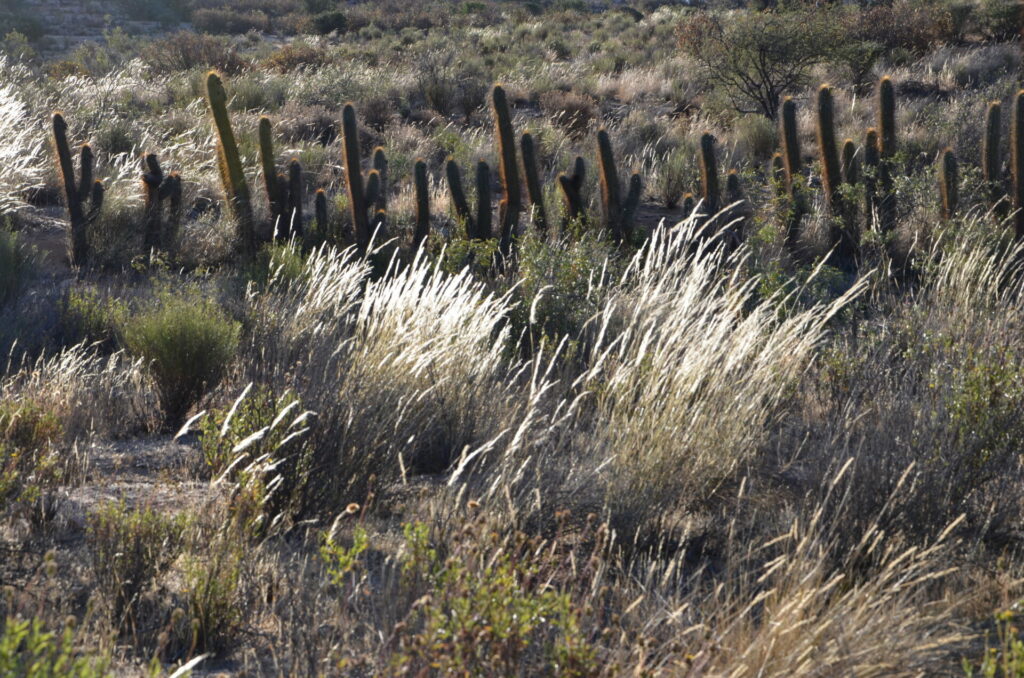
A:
983;101;1003;212
1012;89;1024;239
413;159;430;247
492;85;521;255
938;148;958;220
557;156;586;227
699;132;719;216
53;113;102;266
342;103;372;250
597;128;640;242
206;72;255;254
520;131;548;233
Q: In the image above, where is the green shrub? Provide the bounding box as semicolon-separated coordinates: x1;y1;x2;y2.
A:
120;289;240;428
192;7;270;34
0;400;64;522
59;287;123;349
87;502;186;633
0;225;31;307
180;534;242;655
963;609;1024;677
0;617;110;677
311;10;347;34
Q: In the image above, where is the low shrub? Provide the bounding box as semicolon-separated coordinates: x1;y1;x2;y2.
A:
86;502;186;633
141;31;247;75
0;226;31;307
311;10;348;34
0;616;111;677
120;288;240;428
192;8;270;34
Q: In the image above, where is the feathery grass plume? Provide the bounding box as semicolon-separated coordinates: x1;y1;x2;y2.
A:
938;148;958;220
699;131;720;216
0;63;43;216
246;244;515;516
342;103;370;250
520;131;548;233
1013;89;1024;239
413;158;430;247
982;101;1002;210
557;155;586;227
492;85;521;255
206;71;255;254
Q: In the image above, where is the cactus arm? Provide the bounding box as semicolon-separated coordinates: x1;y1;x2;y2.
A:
780;97;801;196
53;112;88;265
258;116;281;224
492;85;521;254
841;139;859;185
699;132;719;216
596;128;623;240
372;146;388;212
79;144;94;207
878;76;897;159
475;160;492;241
816;85;843;216
142;153;164;249
342;103;369;250
1012;90;1024;239
864;128;880;226
314;188;329;237
621;172;642;240
445;159;474;237
938;148;958;220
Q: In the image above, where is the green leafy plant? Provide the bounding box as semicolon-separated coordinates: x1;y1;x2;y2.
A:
120;288;240;428
0;617;111;677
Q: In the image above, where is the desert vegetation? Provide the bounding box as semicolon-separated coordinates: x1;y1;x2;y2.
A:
1;0;1024;675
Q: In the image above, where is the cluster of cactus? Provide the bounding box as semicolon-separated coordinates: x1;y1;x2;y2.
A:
446;158;492;240
258;117;305;240
597;128;642;242
141;153;182;249
342;104;387;250
556;156;586;226
52;113;104;266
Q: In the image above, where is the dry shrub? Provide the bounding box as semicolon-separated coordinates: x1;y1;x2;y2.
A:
141;31;247;75
261;41;329;73
539;89;598;139
2;343;158;442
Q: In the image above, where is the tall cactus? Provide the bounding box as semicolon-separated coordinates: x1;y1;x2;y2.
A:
206;72;255;254
878;76;897;159
983;101;1004;212
1012;89;1024;239
816;85;843;217
53;113;102;266
780;97;801;196
258;116;284;233
342;103;371;250
314;189;329;236
475;160;493;241
372;146;388;213
520;131;548;233
864;128;880;225
492;85;521;255
287;158;303;239
938;148;958;220
557;156;586;227
699;132;720;217
413;159;430;247
142;153;183;250
597;128;641;242
841;139;859;185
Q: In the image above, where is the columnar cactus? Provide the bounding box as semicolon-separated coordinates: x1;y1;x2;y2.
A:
413;159;430;247
698;132;719;216
780;97;801;196
445;158;492;240
878;76;897;159
53;113;103;266
816;85;843;217
938;148;958;220
724;169;748;246
557;156;586;226
520;131;548;233
206;72;255;254
841;139;859;185
342;103;371;250
287;158;303;238
1012;89;1024;239
314;188;329;236
142;153;184;250
372;146;388;213
492;85;521;255
864;128;880;225
597;128;641;242
983;101;1004;212
258;116;284;232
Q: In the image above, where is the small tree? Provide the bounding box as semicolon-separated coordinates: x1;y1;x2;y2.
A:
678;9;842;120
